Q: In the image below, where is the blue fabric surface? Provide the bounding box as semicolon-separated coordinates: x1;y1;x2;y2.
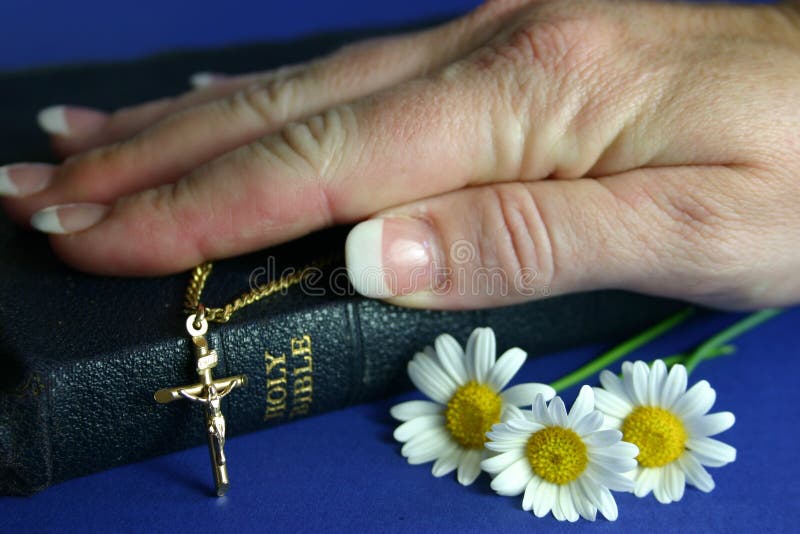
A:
1;0;798;531
1;307;799;532
0;0;480;70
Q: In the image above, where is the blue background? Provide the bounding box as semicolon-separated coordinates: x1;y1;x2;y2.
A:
0;0;480;71
0;0;798;532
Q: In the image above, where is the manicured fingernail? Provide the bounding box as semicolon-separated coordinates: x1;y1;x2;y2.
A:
0;163;54;197
346;218;443;298
30;203;110;234
37;105;108;137
189;72;225;88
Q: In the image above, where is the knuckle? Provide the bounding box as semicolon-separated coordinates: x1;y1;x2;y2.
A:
477;184;556;295
629;176;763;306
258;105;354;179
59;146;129;200
475;4;622;77
226;75;301;125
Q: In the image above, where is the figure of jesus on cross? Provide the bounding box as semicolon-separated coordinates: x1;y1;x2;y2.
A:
155;311;247;497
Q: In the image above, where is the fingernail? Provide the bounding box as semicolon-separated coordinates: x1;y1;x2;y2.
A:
37;105;108;137
30;203;110;234
346;218;443;299
0;163;54;197
189;72;225;88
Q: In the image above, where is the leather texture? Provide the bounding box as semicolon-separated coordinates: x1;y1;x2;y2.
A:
0;27;684;496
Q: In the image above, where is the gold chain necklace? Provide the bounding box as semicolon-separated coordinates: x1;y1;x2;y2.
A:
154;256;334;496
184;261;323;323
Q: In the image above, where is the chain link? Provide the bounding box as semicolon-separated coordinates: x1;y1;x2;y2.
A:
184;255;337;323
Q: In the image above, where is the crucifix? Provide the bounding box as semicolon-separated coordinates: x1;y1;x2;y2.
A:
154;307;247;496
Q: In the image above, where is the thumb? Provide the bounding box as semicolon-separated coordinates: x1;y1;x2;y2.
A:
345;167;770;310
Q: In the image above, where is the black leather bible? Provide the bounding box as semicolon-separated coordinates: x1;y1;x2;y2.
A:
0;23;684;496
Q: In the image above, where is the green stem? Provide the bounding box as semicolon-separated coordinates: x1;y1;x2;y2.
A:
651;344;736;370
683;309;782;375
550;307;694;392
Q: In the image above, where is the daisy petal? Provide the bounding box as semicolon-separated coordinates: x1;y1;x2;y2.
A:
568;386;595;426
532;394;552;426
533;481;557;518
599;370;632;404
431;447;461;477
673;380;716;419
464;328;481;380
573;411;604;437
488;347;527;391
408;356;456;404
559;483;580;522
686;437;737;465
578;476;602;509
570;482;597;521
490;457;533;496
603;415;623;429
390;400;442;422
679;452;715;492
408;448;454;466
596;486;619;521
647;359;668;406
548;397;569;427
583;429;622;448
593;387;633;419
500;403;525;423
666;462;686;502
393;415;445;442
600;441;640;459
588;452;637;473
472;328;496;383
486;426;529;443
552;486;566;521
505;417;545;434
587;464;634;492
457;449;483;486
502;383;556;407
653;472;672;503
401;428;451;463
625;360;649;406
485;438;527;452
661;364;688;408
522;476;543;511
435;334;469;385
684;411;735;437
481;450;525;475
634;467;658;498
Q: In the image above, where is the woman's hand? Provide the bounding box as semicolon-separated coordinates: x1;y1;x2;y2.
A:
2;0;800;310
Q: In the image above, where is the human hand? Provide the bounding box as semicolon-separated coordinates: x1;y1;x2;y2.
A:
2;0;799;310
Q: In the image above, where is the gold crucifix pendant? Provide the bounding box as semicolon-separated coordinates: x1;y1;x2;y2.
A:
154;306;247;496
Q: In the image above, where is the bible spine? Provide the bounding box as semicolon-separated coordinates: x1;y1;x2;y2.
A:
0;292;682;496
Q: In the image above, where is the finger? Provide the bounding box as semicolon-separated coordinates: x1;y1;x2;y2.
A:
11;3;524;227
29;51;523;275
41;0;522;158
43;77;270;157
345;166;795;310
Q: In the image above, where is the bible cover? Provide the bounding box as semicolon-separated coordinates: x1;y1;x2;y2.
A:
0;24;684;496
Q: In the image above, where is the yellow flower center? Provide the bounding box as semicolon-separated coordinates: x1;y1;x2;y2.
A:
525;427;588;485
444;381;502;449
621;406;688;468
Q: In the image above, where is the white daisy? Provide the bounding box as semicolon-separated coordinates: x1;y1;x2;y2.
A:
593;360;736;504
481;386;637;522
390;327;555;485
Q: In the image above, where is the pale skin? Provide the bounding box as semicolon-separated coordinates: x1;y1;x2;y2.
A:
2;0;799;310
